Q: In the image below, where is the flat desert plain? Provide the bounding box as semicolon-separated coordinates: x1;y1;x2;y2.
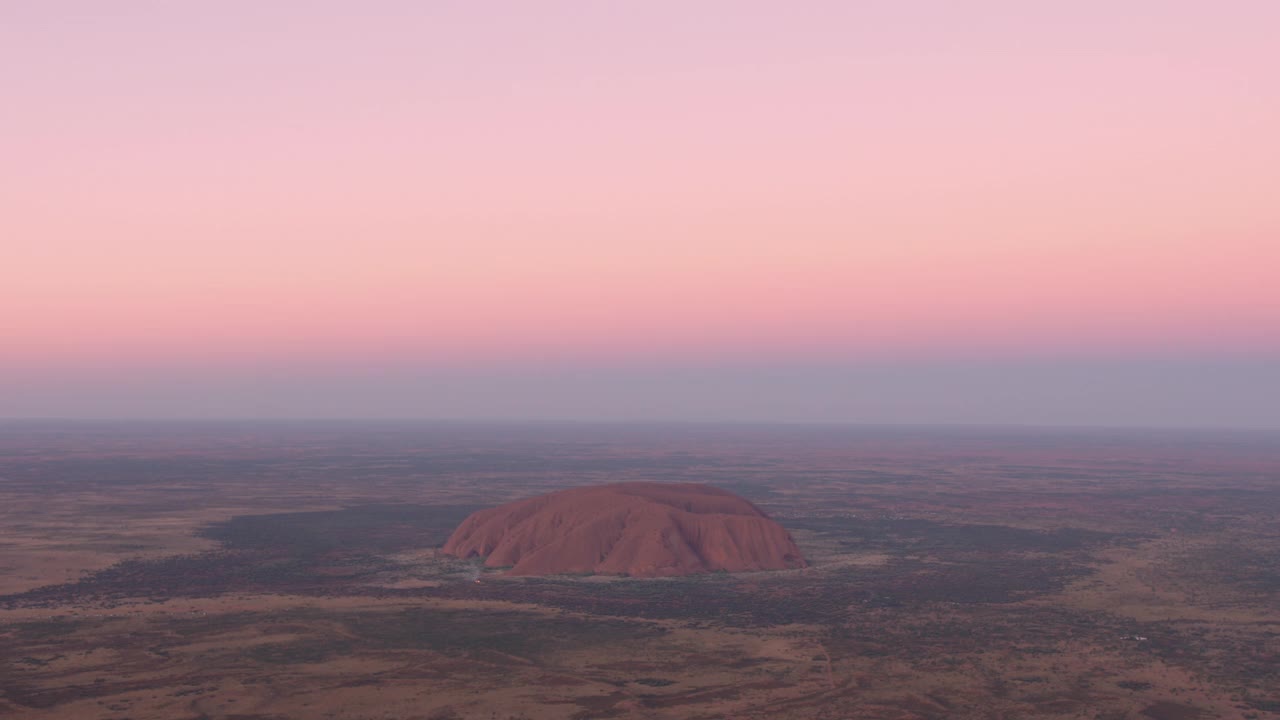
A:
1;421;1277;719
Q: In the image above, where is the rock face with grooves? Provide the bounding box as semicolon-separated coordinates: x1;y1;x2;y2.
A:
442;482;807;577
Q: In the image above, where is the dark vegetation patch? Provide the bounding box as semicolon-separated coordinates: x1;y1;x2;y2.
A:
821;606;1122;665
633;677;676;687
1141;701;1206;720
1128;620;1280;694
345;608;666;659
8;618;84;641
788;516;1118;556
246;638;353;665
2;504;479;606
1195;543;1280;594
1118;680;1154;691
201;504;482;557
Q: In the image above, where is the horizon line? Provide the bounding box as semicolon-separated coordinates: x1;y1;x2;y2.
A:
2;417;1278;433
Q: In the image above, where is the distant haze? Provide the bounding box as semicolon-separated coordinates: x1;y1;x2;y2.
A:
4;360;1278;429
3;2;1278;427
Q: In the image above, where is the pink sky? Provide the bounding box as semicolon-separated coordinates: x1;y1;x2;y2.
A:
3;2;1279;379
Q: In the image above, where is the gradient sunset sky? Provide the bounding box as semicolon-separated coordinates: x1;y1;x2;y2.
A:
3;2;1278;426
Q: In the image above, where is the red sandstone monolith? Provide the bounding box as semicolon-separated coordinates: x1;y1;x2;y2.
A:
442;482;807;577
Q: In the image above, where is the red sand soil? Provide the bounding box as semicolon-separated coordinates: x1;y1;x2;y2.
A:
442;482;807;577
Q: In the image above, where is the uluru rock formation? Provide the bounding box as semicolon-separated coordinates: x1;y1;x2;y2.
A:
442;482;806;577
